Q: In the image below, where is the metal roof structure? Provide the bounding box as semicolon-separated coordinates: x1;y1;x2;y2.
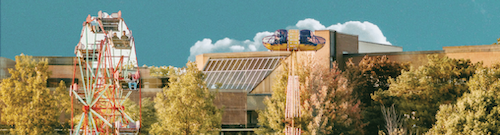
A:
203;56;285;92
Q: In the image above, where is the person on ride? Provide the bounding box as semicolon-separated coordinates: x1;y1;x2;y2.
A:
127;72;137;90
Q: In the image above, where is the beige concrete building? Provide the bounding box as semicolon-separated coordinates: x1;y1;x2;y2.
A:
195;30;500;134
0;57;16;80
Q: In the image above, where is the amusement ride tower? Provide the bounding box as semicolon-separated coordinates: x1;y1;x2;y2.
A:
262;29;326;135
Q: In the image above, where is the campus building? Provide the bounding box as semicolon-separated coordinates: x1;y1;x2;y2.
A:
195;29;500;134
0;57;16;80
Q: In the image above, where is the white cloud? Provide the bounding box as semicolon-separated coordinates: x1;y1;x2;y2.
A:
292;19;391;45
188;31;273;61
230;45;245;52
295;18;326;30
188;19;391;61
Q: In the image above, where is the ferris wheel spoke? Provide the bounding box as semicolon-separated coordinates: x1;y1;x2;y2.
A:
72;90;88;106
120;91;133;105
76;56;88;96
90;109;113;128
90;85;109;106
90;114;100;135
118;109;135;123
74;112;86;135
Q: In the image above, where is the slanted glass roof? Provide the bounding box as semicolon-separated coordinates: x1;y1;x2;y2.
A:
203;56;285;91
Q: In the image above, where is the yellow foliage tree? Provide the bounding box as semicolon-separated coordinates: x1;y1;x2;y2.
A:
0;54;67;134
123;97;157;134
427;67;500;134
150;62;222;135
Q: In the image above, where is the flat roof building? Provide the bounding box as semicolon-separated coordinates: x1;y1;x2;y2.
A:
195;30;500;133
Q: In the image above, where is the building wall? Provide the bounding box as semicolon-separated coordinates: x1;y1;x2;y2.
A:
446;52;500;66
314;30;333;69
49;65;81;79
251;65;283;94
444;45;500;67
214;91;247;125
344;51;445;67
314;30;359;69
359;41;403;53
344;44;500;68
0;57;16;80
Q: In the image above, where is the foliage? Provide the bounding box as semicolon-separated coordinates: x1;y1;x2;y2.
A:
256;61;288;134
372;55;481;132
426;67;500;134
123;97;157;134
149;65;174;77
381;104;406;135
122;61;137;70
0;54;67;134
344;55;409;134
150;62;221;135
300;60;364;135
257;53;364;134
54;81;71;133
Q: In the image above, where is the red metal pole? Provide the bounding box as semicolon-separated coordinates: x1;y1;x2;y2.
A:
71;57;76;134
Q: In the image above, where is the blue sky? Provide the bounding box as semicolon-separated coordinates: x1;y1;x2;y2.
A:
1;0;499;67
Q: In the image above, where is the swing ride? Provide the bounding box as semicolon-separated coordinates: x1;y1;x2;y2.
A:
263;29;325;135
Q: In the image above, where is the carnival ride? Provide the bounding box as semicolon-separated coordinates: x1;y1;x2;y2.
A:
71;11;141;135
262;29;325;51
263;29;325;135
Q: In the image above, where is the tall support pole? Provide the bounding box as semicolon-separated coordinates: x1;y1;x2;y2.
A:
285;29;301;135
264;29;325;135
71;57;77;135
286;51;300;135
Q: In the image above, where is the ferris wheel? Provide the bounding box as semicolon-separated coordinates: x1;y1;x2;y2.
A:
71;11;141;135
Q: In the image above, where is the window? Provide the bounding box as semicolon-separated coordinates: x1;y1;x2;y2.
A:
247;110;259;128
47;78;77;88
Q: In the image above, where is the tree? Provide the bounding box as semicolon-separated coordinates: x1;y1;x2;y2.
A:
123;97;157;134
426;67;500;134
0;54;66;134
372;55;481;132
150;62;222;135
54;80;72;133
380;104;406;135
256;61;288;134
300;62;365;135
149;65;174;77
257;53;364;134
344;56;409;134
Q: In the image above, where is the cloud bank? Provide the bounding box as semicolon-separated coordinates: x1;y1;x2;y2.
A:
188;18;391;61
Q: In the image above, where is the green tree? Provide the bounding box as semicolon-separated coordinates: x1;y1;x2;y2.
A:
256;61;288;134
372;55;481;132
149;65;173;77
0;54;64;134
150;62;222;135
54;80;71;133
123;97;157;134
344;56;409;134
426;67;500;134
